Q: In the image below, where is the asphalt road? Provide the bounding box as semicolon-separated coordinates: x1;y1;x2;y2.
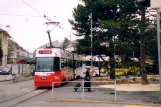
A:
0;80;35;103
0;79;159;107
12;89;157;107
12;90;126;107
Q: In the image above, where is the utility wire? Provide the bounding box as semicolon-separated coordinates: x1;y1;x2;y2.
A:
21;0;61;24
21;0;43;16
21;0;63;30
0;14;42;17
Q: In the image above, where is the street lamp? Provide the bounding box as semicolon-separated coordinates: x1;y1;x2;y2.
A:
137;0;161;101
147;15;161;102
150;0;161;101
89;13;93;72
113;36;116;79
156;14;161;101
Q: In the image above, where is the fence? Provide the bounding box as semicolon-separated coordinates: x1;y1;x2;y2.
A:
12;64;34;82
51;79;160;105
0;64;34;82
51;80;117;101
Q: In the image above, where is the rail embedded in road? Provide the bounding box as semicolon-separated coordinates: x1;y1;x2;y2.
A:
0;89;49;107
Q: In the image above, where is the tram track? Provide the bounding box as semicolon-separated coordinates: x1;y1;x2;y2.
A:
0;88;50;107
0;88;35;103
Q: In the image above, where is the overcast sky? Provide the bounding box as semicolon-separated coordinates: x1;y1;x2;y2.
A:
0;0;81;52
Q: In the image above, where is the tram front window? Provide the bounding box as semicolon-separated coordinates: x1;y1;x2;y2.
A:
36;57;60;72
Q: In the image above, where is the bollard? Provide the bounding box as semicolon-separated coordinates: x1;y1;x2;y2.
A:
114;80;117;101
4;72;6;81
12;74;16;82
52;82;54;100
82;79;84;100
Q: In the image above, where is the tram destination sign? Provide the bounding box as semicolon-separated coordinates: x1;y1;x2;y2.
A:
39;50;52;54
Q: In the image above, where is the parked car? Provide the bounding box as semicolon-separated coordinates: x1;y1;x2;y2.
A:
0;64;12;75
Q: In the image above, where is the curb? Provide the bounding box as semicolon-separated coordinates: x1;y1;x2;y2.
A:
0;77;33;82
48;99;161;106
0;79;13;82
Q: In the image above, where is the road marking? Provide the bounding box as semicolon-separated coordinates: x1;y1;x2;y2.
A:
125;105;154;107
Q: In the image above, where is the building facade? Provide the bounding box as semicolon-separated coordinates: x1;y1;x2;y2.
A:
8;40;33;64
0;29;10;66
8;39;18;64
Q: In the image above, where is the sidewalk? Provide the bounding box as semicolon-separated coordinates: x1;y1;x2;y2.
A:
50;83;161;106
0;74;13;82
0;75;33;82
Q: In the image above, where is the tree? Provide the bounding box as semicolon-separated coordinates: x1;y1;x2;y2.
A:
69;0;138;79
62;38;70;49
69;0;156;83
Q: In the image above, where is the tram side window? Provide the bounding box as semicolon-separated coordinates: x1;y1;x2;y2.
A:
73;60;76;69
61;58;66;68
80;61;82;67
75;60;78;69
66;59;69;71
64;59;67;68
65;59;68;69
75;60;80;68
71;60;73;70
53;57;60;71
67;59;73;72
70;60;73;68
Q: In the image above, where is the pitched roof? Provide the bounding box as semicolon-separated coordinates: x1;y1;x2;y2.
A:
0;28;11;38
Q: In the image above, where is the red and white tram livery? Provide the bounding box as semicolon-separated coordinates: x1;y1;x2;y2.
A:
34;48;74;87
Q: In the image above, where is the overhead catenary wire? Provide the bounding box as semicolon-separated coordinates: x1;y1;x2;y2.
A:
21;0;43;16
0;0;44;18
21;0;63;30
20;0;57;22
0;14;42;17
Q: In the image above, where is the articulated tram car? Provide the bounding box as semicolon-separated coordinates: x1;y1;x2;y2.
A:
34;48;75;87
34;47;101;87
